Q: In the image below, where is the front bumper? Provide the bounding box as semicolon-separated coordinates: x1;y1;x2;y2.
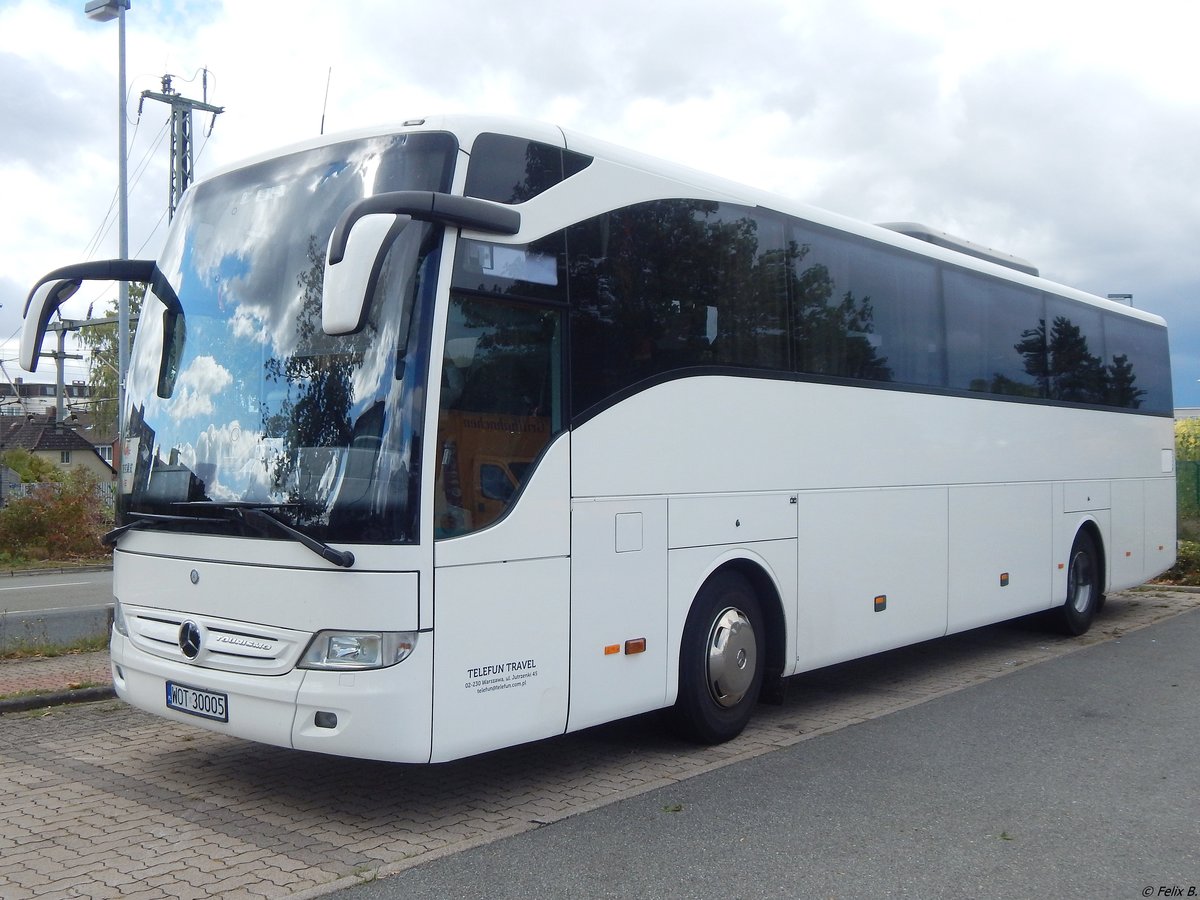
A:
110;630;435;763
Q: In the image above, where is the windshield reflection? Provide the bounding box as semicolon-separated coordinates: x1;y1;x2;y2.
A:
120;133;455;545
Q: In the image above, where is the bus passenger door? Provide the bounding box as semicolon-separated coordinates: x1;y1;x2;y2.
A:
567;497;669;732
428;293;571;762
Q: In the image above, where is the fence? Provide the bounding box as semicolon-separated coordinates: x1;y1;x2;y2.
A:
0;480;116;509
1179;460;1200;541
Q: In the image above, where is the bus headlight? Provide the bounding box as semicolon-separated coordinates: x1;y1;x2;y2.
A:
299;631;418;670
112;598;129;637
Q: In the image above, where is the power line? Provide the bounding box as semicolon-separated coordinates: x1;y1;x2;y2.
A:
130;117;218;258
82;116;170;260
138;72;224;219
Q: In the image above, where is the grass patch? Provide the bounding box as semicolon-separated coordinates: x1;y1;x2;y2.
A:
0;555;111;574
0;634;110;661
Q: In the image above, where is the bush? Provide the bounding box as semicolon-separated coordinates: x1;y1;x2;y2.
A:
0;468;109;560
1154;541;1200;586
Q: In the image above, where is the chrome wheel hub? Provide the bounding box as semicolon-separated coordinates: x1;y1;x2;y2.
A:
706;606;757;708
1069;549;1094;614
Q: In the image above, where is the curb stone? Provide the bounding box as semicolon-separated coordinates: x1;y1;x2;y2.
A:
0;684;116;714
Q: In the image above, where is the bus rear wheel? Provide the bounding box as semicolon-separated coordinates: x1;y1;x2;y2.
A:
1057;530;1103;636
670;570;764;744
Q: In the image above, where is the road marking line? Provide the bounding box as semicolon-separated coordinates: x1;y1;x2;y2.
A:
0;582;91;592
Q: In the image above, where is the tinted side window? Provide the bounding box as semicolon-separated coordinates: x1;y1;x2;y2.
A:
790;224;941;386
434;296;563;537
1044;295;1106;404
852;245;942;387
944;270;1046;397
788;226;893;382
567;201;788;418
1103;314;1172;412
464;133;593;204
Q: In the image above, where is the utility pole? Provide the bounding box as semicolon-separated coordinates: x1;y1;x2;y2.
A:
43;321;86;425
139;72;224;219
43;314;132;430
83;0;131;451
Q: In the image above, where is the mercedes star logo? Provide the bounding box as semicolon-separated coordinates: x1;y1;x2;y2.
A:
179;621;202;660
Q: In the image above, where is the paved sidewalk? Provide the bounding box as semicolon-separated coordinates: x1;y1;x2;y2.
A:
0;650;113;712
0;588;1196;900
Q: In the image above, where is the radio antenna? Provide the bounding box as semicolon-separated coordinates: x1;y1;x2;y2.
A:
320;67;332;135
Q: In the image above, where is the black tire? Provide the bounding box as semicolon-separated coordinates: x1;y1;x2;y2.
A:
1057;530;1103;635
670;570;765;744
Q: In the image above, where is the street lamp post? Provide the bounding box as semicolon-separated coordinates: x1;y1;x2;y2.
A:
84;0;130;441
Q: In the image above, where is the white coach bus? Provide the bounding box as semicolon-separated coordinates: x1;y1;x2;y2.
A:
22;116;1174;763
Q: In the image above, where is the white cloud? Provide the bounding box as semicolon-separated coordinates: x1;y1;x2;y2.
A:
170;354;231;421
4;0;1200;400
188;419;277;502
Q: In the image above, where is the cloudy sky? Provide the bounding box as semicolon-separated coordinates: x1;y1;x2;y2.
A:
2;0;1198;403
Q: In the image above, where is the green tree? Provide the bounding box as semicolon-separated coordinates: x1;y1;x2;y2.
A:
76;283;144;436
0;448;63;483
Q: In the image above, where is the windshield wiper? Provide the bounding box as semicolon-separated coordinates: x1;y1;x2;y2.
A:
241;508;355;569
102;512;228;547
173;501;356;569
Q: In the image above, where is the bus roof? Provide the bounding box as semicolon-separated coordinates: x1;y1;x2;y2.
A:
195;114;1165;328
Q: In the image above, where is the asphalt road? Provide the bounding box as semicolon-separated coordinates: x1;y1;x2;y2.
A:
0;569;112;650
330;606;1200;900
0;569;112;615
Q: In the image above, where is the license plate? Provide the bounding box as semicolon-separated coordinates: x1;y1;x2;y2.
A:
165;681;229;723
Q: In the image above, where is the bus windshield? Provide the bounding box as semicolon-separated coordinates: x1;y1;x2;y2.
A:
120;132;456;546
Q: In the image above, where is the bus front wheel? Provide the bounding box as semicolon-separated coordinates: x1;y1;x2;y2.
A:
670;570;765;744
1057;530;1103;636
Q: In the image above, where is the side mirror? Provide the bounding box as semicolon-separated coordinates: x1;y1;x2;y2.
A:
322;213;409;336
321;191;521;337
19;258;160;373
20;279;80;372
157;307;186;398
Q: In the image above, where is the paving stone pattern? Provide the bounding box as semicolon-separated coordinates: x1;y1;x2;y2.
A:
1;588;1196;899
0;653;112;701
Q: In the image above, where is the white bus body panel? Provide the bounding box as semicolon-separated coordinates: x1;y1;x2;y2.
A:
668;493;798;548
570;375;1175;677
1110;479;1145;589
571;378;1173;498
797;487;949;669
1144;476;1178;584
946;483;1053;634
429;557;569;763
567;497;669;732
